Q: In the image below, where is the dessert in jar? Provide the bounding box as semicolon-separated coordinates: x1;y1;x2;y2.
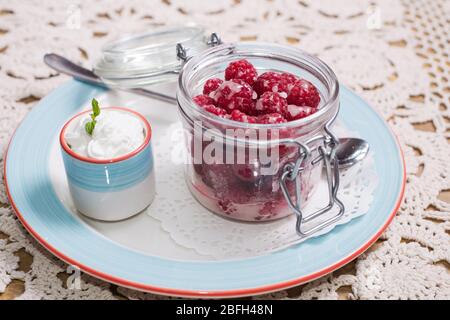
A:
60;99;156;221
93;25;342;232
177;43;340;222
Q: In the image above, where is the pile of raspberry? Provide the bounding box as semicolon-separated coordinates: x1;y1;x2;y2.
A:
192;59;320;124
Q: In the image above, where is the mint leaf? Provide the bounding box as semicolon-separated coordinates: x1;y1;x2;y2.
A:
85;98;101;136
92;98;100;117
85;121;95;136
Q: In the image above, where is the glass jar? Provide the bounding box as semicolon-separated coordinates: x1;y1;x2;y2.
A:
177;43;342;231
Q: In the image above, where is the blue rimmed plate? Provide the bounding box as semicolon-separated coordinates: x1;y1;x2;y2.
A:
4;80;405;298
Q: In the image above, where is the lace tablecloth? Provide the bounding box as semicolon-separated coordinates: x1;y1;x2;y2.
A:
0;0;449;300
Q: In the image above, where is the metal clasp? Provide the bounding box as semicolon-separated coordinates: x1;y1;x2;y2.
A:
280;115;345;238
207;33;222;47
177;33;222;62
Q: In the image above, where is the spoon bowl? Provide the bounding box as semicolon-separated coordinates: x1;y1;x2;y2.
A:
336;137;369;169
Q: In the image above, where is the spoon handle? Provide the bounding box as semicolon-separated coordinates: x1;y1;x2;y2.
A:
43;53;177;104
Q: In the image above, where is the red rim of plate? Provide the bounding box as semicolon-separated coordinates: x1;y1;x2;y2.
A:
3;108;406;299
59;106;152;164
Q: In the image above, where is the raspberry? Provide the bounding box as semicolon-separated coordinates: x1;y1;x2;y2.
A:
225;59;258;85
203;78;223;95
229;109;257;123
286;79;320;108
253;72;282;96
257;113;287;124
211;79;257;114
285;105;317;121
193;94;215;107
255;92;288;115
253;72;298;97
280;72;298;83
203;104;228;117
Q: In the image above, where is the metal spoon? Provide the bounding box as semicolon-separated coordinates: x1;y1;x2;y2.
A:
43;53;177;104
335;137;369;169
44;53;369;168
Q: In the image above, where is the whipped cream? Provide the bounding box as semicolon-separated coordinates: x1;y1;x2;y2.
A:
65;109;146;160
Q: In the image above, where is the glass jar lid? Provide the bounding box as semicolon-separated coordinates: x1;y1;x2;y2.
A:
94;24;213;88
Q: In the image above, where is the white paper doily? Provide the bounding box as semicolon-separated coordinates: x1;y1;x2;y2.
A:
147;123;378;259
